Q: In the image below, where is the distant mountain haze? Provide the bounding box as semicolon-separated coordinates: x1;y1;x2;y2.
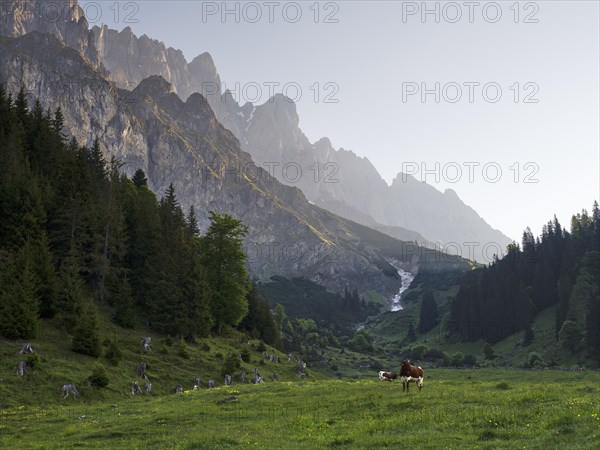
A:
88;24;512;263
0;0;510;263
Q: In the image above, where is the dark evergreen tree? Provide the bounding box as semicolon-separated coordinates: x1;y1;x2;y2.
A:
238;283;280;348
186;205;200;237
32;231;58;318
202;212;250;333
0;243;40;339
419;290;438;334
56;245;85;332
406;322;416;342
132;168;148;189
71;300;101;357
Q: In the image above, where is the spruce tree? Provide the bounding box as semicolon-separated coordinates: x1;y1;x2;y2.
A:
419;290;438;334
56;245;85;332
132;168;148;189
0;244;40;339
202;211;250;333
72;300;101;357
186;205;200;237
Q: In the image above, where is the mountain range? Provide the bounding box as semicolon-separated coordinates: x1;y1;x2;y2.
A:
0;0;485;302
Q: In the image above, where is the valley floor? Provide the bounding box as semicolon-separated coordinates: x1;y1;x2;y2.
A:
1;369;598;449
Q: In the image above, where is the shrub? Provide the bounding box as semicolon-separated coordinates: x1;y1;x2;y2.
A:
411;344;428;360
450;351;464;367
349;330;374;353
222;353;241;376
24;352;41;369
176;338;191;359
104;339;123;366
495;382;510;390
526;352;544;368
256;341;267;352
89;364;110;388
483;343;496;360
240;348;251;363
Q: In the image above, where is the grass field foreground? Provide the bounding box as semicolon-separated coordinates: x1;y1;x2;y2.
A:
1;369;598;449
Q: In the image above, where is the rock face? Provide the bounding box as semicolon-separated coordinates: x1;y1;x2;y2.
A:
0;0;100;68
2;32;472;300
0;0;509;262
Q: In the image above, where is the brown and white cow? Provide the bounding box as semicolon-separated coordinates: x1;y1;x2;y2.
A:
400;359;424;392
379;371;398;381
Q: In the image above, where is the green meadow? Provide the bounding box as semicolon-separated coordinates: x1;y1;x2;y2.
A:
1;369;598;449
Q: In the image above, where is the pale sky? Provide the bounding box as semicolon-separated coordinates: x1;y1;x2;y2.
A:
82;1;600;241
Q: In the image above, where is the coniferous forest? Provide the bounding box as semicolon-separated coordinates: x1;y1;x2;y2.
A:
449;205;600;362
0;86;279;351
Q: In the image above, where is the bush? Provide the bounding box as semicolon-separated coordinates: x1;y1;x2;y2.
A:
411;344;428;360
349;330;374;353
104;339;123;366
526;352;544;368
24;352;41;369
450;351;464;367
256;341;267;352
240;348;251;363
89;364;110;388
222;353;241;376
176;338;191;359
495;382;510;390
483;343;496;360
424;347;449;365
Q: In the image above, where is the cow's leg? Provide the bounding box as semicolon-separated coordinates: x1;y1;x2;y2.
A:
418;377;423;391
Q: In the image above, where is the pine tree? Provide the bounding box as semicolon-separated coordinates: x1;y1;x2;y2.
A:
419;290;438;334
33;231;58;318
406;322;416;342
238;283;280;348
202;211;250;333
132;168;148;189
15;86;28;124
186;205;200;237
51;106;64;136
56;245;85;332
0;244;40;339
71;300;101;357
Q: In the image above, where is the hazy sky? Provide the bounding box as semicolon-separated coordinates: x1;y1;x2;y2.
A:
82;1;599;241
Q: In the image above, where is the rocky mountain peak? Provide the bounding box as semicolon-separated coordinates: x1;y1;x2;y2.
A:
132;75;174;100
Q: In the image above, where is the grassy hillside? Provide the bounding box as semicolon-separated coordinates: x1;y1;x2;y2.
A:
0;309;303;408
1;369;598;448
367;294;598;369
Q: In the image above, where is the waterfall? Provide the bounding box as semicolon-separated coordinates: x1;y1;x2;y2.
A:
390;269;415;312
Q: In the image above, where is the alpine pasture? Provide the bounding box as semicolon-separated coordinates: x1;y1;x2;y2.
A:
1;369;598;449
